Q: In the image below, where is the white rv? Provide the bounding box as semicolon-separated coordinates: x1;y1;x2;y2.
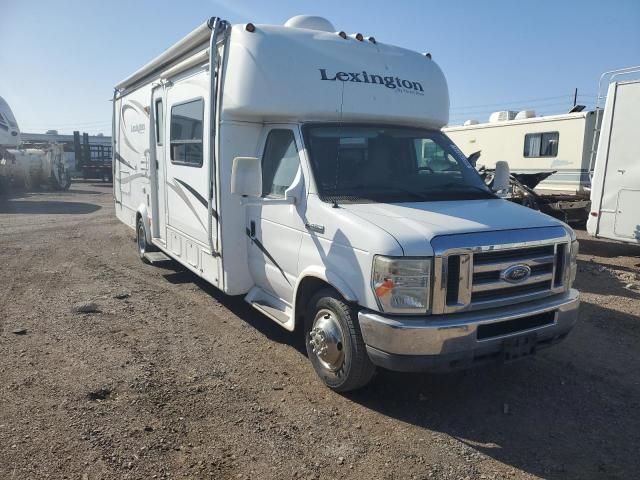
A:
114;15;579;391
588;67;640;244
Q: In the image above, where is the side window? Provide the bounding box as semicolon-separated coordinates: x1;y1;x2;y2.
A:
524;132;559;158
155;99;163;145
170;99;203;166
262;129;300;198
415;139;459;172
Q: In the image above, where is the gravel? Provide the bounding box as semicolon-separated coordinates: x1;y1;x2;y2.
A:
1;182;639;479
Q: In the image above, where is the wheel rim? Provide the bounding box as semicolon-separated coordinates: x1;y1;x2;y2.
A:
309;308;345;372
137;223;146;256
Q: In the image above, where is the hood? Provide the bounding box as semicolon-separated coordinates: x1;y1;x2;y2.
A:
341;198;563;255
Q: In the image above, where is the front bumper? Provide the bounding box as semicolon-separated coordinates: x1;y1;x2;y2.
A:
358;289;579;372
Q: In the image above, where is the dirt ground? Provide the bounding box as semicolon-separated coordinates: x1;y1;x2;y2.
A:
1;182;639;480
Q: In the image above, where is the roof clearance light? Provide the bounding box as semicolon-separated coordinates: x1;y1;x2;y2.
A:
338;31;347;39
368;36;376;44
245;23;256;32
355;33;364;41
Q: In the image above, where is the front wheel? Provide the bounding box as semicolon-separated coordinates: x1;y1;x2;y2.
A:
305;289;376;392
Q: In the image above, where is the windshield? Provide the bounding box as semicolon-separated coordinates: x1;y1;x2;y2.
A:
303;124;495;203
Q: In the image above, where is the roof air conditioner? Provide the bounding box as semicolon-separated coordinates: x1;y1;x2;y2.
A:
489;111;517;123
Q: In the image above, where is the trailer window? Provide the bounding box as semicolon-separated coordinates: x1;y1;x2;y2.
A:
524;132;559;157
261;129;299;198
170;99;203;167
155;99;164;146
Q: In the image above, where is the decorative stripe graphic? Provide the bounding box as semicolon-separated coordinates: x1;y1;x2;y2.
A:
119;172;146;184
174;178;219;220
115;152;137;171
167;181;207;231
246;228;291;286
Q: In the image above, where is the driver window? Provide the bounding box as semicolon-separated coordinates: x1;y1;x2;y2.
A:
262;129;300;198
415;139;459;172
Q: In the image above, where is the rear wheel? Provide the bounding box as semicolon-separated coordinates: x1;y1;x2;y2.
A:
305;289;376;392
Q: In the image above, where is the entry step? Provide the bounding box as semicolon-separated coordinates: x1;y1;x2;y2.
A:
144;251;172;264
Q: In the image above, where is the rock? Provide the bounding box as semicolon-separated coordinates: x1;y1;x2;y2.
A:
337;457;345;465
11;328;27;335
114;292;130;299
625;283;636;290
87;386;111;401
74;302;100;314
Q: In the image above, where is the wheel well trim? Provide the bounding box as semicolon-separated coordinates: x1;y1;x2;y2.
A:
292;267;360;330
135;203;152;244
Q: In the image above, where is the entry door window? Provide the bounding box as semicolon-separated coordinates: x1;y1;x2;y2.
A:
262;130;300;198
170;98;204;167
155;99;164;145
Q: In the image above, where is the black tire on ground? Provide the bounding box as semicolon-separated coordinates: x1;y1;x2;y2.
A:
305;288;376;392
136;217;153;263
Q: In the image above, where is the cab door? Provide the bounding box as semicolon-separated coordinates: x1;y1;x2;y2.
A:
247;125;307;302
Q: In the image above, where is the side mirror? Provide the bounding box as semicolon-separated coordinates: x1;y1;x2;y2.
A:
231;156;262;197
492;160;510;194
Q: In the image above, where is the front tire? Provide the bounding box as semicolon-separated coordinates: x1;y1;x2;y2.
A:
305;289;376;392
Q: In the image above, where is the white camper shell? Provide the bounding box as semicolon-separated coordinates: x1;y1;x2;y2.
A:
588;67;640;244
114;16;579;391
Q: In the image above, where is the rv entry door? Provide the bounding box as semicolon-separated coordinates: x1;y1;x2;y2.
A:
150;87;167;242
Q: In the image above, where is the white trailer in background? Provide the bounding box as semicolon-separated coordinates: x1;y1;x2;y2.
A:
114;15;579;391
444;111;599;195
588;67;640;244
444;110;599;222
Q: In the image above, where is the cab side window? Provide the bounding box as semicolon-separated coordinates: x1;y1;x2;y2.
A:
262;130;300;198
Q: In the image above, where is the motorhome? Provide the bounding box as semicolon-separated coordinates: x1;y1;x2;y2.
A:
113;15;579;391
588;67;640;244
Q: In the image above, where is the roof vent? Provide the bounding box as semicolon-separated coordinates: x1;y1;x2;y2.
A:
489;110;517;123
515;110;536;120
464;119;479;126
284;15;335;32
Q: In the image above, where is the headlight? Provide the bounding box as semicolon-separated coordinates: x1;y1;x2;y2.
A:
372;256;431;314
568;239;579;287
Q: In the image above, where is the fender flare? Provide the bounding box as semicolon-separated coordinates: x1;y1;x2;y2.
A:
135;203;152;244
291;266;361;329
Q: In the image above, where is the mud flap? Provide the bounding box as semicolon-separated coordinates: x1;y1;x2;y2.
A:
502;333;537;363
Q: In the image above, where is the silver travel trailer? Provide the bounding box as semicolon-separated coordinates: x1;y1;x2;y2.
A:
588;66;640;244
114;15;579;391
0;96;71;191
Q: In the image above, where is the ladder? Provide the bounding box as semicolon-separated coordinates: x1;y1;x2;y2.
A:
589;66;640;173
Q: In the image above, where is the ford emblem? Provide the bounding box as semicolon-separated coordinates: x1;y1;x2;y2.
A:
501;264;531;284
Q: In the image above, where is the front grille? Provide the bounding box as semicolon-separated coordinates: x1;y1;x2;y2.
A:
468;244;563;309
432;230;570;314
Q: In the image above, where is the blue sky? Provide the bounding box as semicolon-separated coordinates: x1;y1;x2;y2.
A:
1;0;638;134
